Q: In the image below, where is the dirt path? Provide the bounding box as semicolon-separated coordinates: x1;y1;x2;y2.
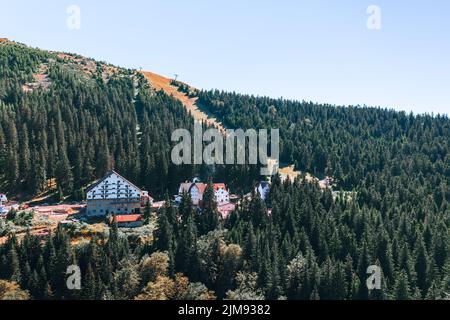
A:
141;71;227;133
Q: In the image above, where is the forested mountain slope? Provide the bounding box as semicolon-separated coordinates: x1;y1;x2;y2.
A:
179;87;450;209
0;41;448;300
0;41;198;199
163;87;449;299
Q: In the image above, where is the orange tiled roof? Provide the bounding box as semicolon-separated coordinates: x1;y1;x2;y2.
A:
111;214;142;223
195;183;207;194
213;183;226;191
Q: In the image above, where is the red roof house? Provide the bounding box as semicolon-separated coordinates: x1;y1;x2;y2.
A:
110;214;144;228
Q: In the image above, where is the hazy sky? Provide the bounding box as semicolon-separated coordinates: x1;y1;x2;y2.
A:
1;0;449;115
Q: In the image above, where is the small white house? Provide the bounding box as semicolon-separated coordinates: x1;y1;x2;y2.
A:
255;181;270;200
0;194;7;215
178;180;230;206
178;182;206;206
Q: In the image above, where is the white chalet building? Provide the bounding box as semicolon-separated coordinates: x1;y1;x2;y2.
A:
86;171;152;217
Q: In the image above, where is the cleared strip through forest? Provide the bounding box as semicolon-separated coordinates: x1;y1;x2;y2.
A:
141;71;227;133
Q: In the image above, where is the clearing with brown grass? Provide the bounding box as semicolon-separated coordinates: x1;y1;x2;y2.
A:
141;71;226;133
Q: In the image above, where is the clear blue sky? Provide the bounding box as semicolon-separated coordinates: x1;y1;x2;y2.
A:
1;0;449;115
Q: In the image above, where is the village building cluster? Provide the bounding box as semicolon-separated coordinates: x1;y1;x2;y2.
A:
1;169;333;231
84;171;274;225
84;170;252;224
0;169;297;231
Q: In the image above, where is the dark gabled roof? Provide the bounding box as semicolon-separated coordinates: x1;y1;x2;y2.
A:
85;170;143;193
189;183;207;194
